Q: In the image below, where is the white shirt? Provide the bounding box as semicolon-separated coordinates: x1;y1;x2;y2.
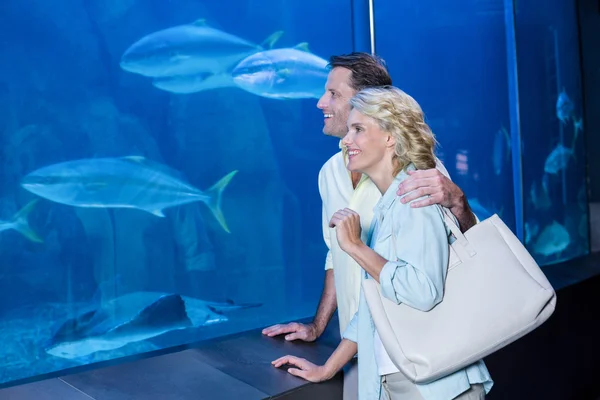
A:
318;148;451;336
318;149;381;336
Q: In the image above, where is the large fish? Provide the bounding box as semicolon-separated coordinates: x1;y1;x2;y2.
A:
20;156;237;233
0;199;42;243
45;292;261;360
151;72;235;94
120;19;283;78
232;43;329;100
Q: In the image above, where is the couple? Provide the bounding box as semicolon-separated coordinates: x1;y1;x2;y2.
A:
264;53;493;399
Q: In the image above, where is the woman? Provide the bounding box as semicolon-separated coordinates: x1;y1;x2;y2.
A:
272;86;493;399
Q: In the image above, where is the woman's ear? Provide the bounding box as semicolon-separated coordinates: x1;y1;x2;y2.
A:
386;134;396;148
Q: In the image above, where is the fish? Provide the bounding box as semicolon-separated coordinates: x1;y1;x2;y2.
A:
532;221;570;256
120;19;283;78
151;72;235;94
45;291;261;360
492;126;510;175
0;199;42;243
524;221;539;244
529;180;551;211
232;43;329;100
556;88;574;125
544;143;574;174
20;156;237;233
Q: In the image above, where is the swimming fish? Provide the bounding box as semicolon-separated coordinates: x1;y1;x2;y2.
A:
21;156;237;233
120;19;283;78
232;43;328;100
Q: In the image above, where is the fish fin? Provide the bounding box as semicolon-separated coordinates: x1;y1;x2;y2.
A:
127;294;192;330
148;209;165;218
276;68;292;82
50;309;99;343
205;170;238;233
261;30;284;49
192;18;208;26
293;42;311;52
11;199;43;243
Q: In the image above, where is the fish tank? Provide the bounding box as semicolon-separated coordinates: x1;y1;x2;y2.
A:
0;0;590;389
373;0;589;265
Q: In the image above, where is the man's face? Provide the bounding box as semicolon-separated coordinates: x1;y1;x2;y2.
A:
316;67;357;138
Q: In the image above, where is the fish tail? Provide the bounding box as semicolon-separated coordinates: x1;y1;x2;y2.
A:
11;199;43;243
205;170;238;233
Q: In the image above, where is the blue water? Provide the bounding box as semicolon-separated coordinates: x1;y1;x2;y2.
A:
0;0;589;388
374;0;589;264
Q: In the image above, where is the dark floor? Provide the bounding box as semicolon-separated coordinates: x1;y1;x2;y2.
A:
1;252;600;400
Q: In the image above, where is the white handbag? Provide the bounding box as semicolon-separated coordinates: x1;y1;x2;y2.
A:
362;206;556;384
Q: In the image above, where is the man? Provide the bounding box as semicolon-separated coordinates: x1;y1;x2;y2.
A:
262;52;476;398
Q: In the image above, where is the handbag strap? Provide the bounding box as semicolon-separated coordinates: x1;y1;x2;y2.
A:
439;206;477;258
388;199;477;261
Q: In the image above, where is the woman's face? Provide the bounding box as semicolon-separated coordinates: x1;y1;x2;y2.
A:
342;108;393;174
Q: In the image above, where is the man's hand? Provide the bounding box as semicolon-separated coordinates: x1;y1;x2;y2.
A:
272;355;333;382
396;169;463;209
397;168;477;232
262;322;319;342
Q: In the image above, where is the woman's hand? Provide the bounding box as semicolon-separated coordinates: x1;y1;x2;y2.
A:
272;355;333;382
329;208;362;253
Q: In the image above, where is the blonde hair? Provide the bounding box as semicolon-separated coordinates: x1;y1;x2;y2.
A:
349;86;438;175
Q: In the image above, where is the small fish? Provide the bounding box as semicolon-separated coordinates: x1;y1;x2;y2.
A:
492;126;511;176
0;199;42;243
232;43;329;100
151;72;235;94
556;88;574;125
544;144;574;174
524;221;539;244
532;221;570;256
21;156;237;233
120;19;283;78
529;180;551;211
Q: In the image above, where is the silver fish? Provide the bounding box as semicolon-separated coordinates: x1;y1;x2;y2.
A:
120;19;283;78
232;43;328;100
21;156;237;233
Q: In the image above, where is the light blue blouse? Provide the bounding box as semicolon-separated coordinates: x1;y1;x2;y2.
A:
342;166;494;400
